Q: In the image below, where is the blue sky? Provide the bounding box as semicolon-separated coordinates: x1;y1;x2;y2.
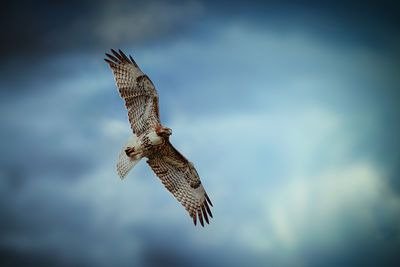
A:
1;1;400;266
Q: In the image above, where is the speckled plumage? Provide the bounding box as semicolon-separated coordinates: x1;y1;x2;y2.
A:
105;49;213;226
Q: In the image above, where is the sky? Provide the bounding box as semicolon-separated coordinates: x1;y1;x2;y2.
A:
1;0;400;266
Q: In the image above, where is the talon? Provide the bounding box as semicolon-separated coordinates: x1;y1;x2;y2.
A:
125;147;135;156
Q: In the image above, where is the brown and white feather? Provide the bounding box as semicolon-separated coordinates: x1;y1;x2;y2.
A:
105;49;160;136
147;140;213;226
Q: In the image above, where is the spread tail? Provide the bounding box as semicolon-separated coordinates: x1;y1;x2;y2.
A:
116;135;143;179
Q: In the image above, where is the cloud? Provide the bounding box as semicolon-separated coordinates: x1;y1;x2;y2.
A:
1;13;399;267
90;0;203;46
167;104;400;265
0;0;204;58
269;162;400;249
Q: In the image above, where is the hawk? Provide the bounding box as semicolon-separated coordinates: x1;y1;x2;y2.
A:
105;49;213;226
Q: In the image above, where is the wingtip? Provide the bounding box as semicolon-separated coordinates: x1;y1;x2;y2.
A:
193;214;197;226
118;49;130;62
198;210;204;227
204;200;213;218
111;49;125;62
104;58;118;68
129;54;138;67
106;49;139;67
202;205;209;224
110;48;118;55
105;52;122;65
205;193;213;207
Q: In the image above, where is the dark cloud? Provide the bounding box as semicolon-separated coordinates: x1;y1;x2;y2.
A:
2;0;399;91
1;0;204;89
2;0;399;60
0;247;88;267
0;0;203;58
207;0;400;44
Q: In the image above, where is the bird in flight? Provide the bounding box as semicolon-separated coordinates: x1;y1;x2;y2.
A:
104;49;213;226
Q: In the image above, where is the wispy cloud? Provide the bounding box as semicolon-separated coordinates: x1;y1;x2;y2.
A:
90;0;203;46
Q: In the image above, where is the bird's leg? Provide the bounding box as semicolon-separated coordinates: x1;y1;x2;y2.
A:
125;146;139;157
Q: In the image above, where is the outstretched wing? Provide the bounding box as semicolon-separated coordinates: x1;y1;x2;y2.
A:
105;49;160;136
147;141;213;226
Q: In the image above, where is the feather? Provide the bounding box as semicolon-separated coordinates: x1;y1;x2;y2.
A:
129;55;138;67
198;209;204;227
202;205;209;224
105;53;121;64
104;58;117;67
111;49;125;62
193;214;197;226
205;193;213;207
118;49;130;62
204;201;213;218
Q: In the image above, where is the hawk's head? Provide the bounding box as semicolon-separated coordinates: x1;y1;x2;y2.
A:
156;126;172;137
